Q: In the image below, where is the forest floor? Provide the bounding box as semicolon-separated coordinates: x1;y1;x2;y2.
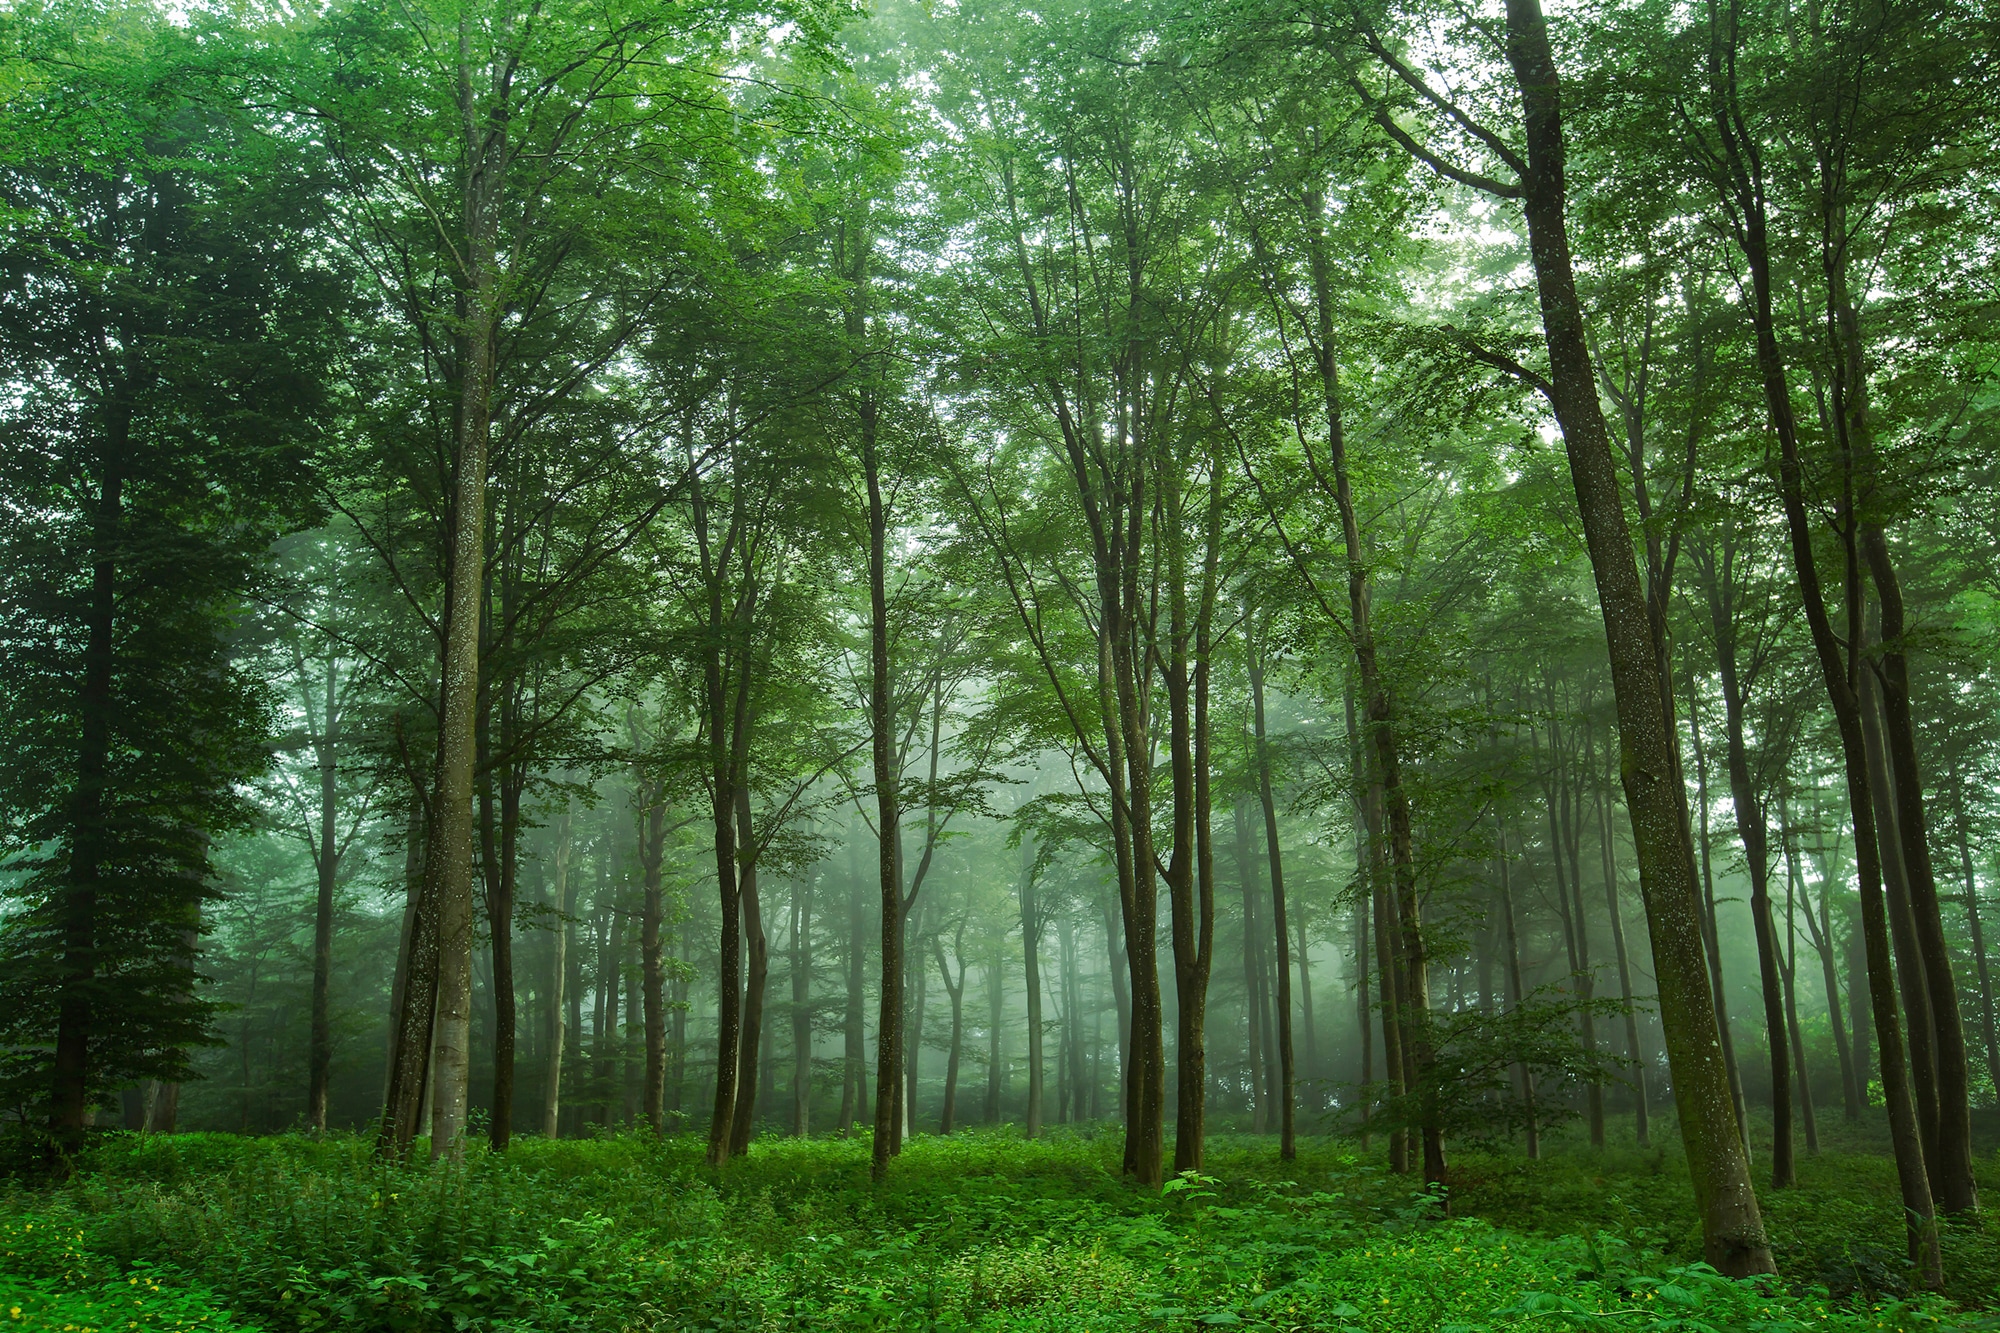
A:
0;1124;1995;1332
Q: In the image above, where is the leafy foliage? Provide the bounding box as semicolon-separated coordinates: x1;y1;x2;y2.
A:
0;1132;1987;1331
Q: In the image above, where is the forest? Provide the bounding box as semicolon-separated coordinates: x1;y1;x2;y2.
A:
0;0;1997;1327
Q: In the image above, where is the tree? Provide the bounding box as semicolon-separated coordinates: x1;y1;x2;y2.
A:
0;2;339;1159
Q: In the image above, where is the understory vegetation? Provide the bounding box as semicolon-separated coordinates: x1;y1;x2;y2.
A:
2;1131;1995;1332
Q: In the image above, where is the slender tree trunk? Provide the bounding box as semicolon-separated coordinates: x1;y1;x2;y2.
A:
845;225;912;1180
935;937;964;1134
486;747;523;1152
1165;473;1218;1176
590;889;611;1125
1234;802;1267;1129
623;921;642;1124
1022;854;1045;1138
1251;644;1296;1160
1556;715;1606;1149
695;452;753;1166
1846;890;1874;1107
307;656;340;1135
1350;683;1407;1173
1497;819;1539;1157
1781;845;1818;1155
1946;756;2000;1099
669;924;689;1117
1685;677;1749;1143
1306;195;1437;1188
984;958;1004;1124
1862;644;1942;1175
731;789;768;1155
1790;784;1859;1123
841;833;863;1132
1701;568;1794;1185
1595;781;1649;1146
640;792;667;1133
1101;894;1131;1127
1296;907;1318;1108
793;876;812;1137
1355;890;1373;1147
903;898;928;1140
541;808;572;1138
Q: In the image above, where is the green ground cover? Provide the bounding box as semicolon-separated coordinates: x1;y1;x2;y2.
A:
0;1130;1993;1332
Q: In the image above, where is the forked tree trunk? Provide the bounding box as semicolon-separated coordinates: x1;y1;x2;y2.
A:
935;934;966;1134
1700;11;1937;1269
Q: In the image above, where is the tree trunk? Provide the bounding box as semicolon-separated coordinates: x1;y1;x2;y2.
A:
1234;801;1267;1129
1296;907;1318;1109
1350;683;1407;1173
1861;643;1942;1175
731;788;768;1155
695;447;753;1166
844;846;866;1134
1354;890;1372;1145
1022;853;1045;1138
640;791;667;1133
1305;191;1437;1189
1790;783;1859;1123
903;898;928;1140
984;957;1004;1124
421;27;504;1161
1685;675;1749;1143
1496;819;1539;1157
935;936;965;1134
1548;714;1606;1149
793;876;812;1137
486;741;523;1153
50;396;129;1161
1700;23;1938;1269
1595;781;1648;1146
541;808;572;1138
1494;0;1770;1266
1781;846;1819;1155
307;655;340;1135
1250;643;1296;1160
1946;755;2000;1100
1700;563;1794;1186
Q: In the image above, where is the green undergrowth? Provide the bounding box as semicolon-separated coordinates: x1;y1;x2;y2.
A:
0;1128;1992;1332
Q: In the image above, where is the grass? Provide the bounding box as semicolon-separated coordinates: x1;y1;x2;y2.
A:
0;1125;1992;1332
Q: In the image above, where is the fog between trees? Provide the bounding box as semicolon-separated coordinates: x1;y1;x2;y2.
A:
2;0;1997;1292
